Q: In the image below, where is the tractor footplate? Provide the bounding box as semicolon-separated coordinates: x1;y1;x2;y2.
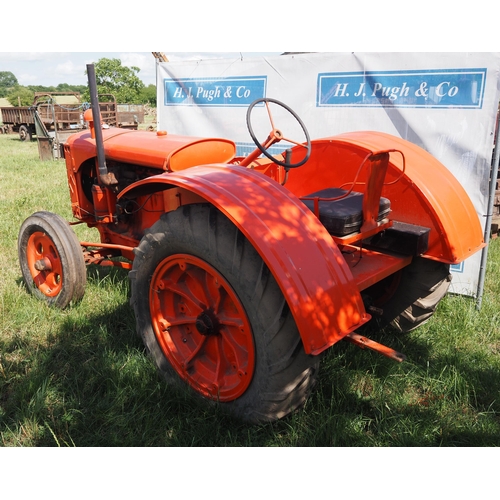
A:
342;246;412;291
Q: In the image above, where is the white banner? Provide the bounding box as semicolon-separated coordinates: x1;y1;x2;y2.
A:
157;52;500;296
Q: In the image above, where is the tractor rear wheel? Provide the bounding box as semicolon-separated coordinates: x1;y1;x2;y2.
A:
18;211;86;308
367;257;452;332
130;204;319;423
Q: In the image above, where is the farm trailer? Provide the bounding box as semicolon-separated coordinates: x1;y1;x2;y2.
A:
0;105;37;140
97;96;145;130
16;64;485;423
0;92;85;142
0;93;145;142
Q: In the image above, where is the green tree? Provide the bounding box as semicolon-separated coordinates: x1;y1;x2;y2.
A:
139;84;157;106
56;83;87;94
84;58;145;104
26;83;88;97
6;86;34;106
0;71;19;97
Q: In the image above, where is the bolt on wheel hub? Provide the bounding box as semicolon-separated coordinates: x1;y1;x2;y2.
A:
195;309;220;336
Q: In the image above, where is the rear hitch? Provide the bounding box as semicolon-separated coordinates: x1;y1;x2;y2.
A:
345;332;406;362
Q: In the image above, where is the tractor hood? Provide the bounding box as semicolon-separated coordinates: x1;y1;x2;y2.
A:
65;128;236;172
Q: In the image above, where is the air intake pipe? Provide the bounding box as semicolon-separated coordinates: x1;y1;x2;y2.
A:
86;63;117;186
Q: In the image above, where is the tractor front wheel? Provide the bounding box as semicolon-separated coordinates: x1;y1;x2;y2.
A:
18;211;86;308
130;204;319;423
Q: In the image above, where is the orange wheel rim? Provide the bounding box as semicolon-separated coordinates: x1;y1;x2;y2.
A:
150;254;255;402
26;232;63;297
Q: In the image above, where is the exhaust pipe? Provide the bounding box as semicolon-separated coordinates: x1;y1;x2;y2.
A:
86;63;117;186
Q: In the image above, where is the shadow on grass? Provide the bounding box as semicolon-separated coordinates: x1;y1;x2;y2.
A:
2;270;500;446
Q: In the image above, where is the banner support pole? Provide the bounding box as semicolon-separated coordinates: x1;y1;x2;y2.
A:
476;102;500;310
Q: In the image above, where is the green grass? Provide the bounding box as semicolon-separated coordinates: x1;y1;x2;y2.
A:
1;133;499;447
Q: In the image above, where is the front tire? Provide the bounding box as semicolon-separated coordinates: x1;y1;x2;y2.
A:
130;204;319;423
18;211;86;308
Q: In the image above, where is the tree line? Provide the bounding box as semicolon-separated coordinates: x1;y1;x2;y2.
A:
0;58;157;107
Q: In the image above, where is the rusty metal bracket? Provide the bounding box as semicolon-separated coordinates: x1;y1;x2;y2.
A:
345;332;406;362
81;241;134;269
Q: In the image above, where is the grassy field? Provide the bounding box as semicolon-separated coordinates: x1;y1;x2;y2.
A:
0;132;499;447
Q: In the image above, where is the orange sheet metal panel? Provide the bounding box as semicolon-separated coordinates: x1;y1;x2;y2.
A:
343;247;412;291
101;129;236;170
119;164;370;355
285;132;484;264
65;128;236;172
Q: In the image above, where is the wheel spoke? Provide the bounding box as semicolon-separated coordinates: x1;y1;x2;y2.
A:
185;264;223;312
33;271;46;288
199;333;245;394
220;326;250;370
183;267;210;307
264;100;276;130
182;334;209;369
156;277;204;316
212;336;224;390
281;135;309;148
218;314;244;328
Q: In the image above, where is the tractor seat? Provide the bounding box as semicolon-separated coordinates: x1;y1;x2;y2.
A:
301;187;391;237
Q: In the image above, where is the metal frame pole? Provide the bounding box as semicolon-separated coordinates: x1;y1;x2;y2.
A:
476;103;500;310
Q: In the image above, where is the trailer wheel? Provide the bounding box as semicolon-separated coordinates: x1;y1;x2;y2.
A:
367;257;452;333
130;204;319;423
18;211;86;308
19;125;32;142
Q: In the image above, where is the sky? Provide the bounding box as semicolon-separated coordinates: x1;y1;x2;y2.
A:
0;52;156;87
0;52;280;88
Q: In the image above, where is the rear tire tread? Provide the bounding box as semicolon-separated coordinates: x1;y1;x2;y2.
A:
130;203;319;422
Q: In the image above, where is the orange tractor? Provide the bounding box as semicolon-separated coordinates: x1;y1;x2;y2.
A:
17;65;485;422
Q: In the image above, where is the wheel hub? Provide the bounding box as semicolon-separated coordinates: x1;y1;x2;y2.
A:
34;257;52;271
195;310;220;336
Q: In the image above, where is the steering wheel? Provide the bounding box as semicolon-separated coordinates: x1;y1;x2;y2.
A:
246;98;311;169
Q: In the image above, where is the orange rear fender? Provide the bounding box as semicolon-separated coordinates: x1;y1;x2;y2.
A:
284;131;485;264
119;164;370;355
